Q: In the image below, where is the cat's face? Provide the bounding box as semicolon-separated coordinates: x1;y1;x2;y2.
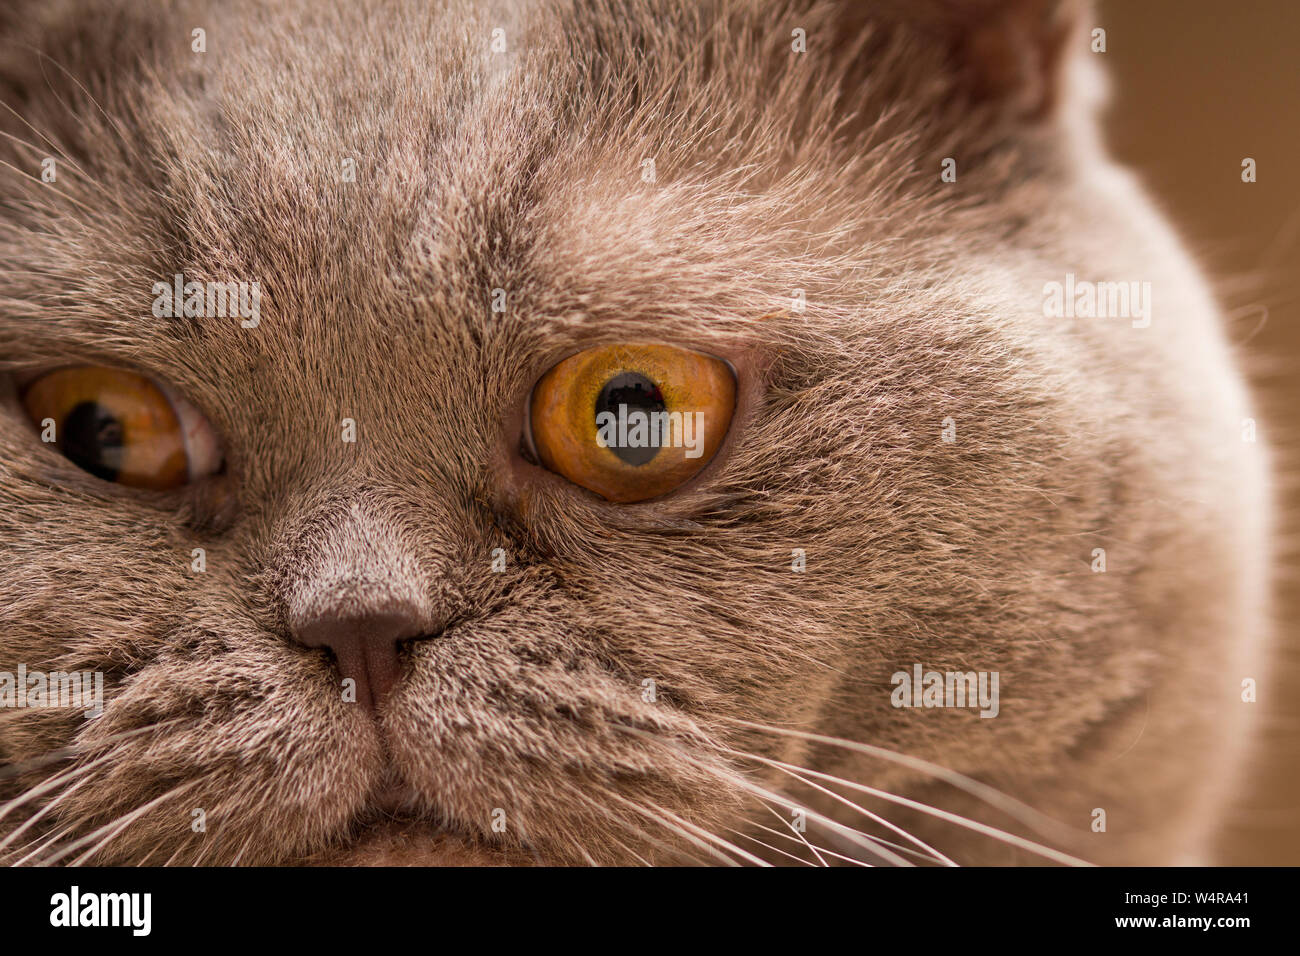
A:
0;0;1269;865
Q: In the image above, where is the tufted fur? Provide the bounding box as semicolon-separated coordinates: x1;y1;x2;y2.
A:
0;0;1272;865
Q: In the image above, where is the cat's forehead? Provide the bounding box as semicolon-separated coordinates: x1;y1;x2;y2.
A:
0;0;1001;388
137;1;759;353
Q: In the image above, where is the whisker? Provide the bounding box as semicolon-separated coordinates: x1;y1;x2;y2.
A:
10;826;74;866
228;832;257;868
745;820;881;866
806;815;948;865
638;798;771;867
0;720;183;793
762;756;1091;866
606;792;749;866
47;779;203;867
611;723;915;866
732;749;957;867
725;718;1081;842
600;833;654;867
0;742;143;826
0;769;100;855
756;799;830;866
163;833;204;868
724;771;915;866
557;782;706;866
722;824;819;866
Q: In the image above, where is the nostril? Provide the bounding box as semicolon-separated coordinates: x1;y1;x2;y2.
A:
290;609;428;713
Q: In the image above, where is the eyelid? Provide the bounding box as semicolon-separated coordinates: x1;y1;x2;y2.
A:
8;368;45;391
155;380;223;480
521;380;542;463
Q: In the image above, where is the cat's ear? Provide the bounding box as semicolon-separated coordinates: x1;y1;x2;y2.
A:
808;0;1090;130
0;0;180;157
886;0;1083;121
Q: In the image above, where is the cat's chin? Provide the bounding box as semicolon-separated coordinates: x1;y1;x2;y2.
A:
297;819;528;867
287;780;530;865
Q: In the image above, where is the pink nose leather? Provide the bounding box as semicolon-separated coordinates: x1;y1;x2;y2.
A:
291;610;426;712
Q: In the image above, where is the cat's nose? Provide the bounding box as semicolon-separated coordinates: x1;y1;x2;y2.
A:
291;609;427;713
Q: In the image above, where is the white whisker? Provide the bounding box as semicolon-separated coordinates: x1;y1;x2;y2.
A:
763;756;1091;866
756;799;830;866
732;749;957;867
726;718;1079;844
722;824;819;866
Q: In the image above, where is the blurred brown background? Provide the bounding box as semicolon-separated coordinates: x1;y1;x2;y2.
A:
1099;0;1300;864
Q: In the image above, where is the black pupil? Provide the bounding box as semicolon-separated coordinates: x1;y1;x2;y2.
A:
595;372;666;467
62;402;125;482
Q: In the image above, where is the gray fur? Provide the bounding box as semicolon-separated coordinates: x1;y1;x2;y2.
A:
0;0;1271;864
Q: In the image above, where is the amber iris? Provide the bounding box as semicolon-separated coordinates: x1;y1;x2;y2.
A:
529;343;736;502
21;367;194;490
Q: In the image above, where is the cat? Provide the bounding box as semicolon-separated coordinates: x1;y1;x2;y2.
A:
0;0;1272;866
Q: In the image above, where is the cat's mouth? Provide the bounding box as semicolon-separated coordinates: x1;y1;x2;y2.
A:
300;782;529;867
304;818;526;867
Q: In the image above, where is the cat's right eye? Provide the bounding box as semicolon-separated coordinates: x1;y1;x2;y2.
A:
19;366;223;491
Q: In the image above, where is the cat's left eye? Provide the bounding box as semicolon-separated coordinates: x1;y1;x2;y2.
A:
527;343;736;502
19;366;222;491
